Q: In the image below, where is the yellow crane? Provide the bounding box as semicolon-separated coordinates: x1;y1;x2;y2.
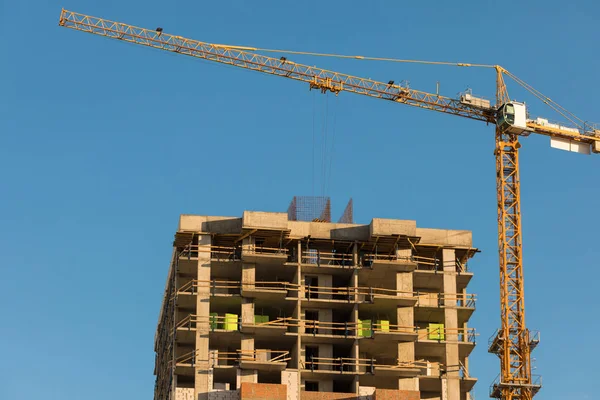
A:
58;9;600;400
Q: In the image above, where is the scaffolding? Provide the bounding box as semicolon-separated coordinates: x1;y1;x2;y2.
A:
153;251;177;400
338;198;353;223
288;196;331;222
287;196;354;223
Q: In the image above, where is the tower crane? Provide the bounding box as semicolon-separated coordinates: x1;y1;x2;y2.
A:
58;9;600;400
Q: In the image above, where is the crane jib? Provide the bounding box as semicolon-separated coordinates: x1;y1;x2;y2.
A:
59;9;494;123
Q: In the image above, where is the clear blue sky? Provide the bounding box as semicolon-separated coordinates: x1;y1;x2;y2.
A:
1;1;598;399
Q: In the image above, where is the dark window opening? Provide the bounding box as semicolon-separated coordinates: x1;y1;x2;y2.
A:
305;311;319;334
305;346;319;371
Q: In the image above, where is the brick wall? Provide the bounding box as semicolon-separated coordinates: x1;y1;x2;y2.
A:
372;389;420;400
175;387;194;400
240;383;287;400
301;392;358;400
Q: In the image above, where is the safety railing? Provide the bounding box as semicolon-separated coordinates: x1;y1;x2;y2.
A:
302;356;371;373
360;253;414;267
301;250;355;267
212;350;291;365
176;279;297;296
411;255;470;273
176;314;240;332
244;280;296;292
370;321;416;336
177;279;241;296
302;357;432;373
442;361;472;379
488;329;540;353
301;319;415;337
489;374;542;398
174;350;197;366
243;246;289;255
303;285;353;301
417;327;477;343
356;286;415;301
176;313;423;338
243;317;291;328
382;359;433;371
413;255;440;271
302;285;414;302
416;292;476;308
300;319;358;337
178;244;241;262
459;361;470;379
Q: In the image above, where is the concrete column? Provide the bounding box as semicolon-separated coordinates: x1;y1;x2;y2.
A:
352;268;359;391
296;240;302;400
397;304;418;391
396;271;413;297
351;339;360;393
397;246;417;392
242;262;255;290
397;307;414;331
238;369;257;384
442;248;460;400
241;296;255;372
397;248;412;261
195;234;212;400
240;241;257;386
398;341;419;391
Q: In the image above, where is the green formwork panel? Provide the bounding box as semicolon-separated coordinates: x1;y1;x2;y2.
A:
209;313;219;330
428;323;445;340
377;320;390;332
224;313;238;331
358;319;372;337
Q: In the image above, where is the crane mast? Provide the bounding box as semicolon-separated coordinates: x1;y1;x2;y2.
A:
492;70;533;400
59;9;600;400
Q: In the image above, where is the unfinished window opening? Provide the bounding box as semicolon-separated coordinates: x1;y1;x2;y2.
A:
305;346;319;370
333;379;353;393
305;381;319;392
258;370;281;384
305;275;318;299
332;309;354;337
305;310;319;334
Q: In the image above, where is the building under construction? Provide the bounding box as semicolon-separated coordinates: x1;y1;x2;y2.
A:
154;199;478;400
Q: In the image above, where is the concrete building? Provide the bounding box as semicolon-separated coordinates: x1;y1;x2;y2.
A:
154;210;478;400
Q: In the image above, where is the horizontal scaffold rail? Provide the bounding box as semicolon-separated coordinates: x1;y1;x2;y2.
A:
173;279;475;308
301;357;436;373
416;326;478;343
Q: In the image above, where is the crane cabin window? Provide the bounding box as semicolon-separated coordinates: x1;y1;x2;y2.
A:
497;103;516;131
